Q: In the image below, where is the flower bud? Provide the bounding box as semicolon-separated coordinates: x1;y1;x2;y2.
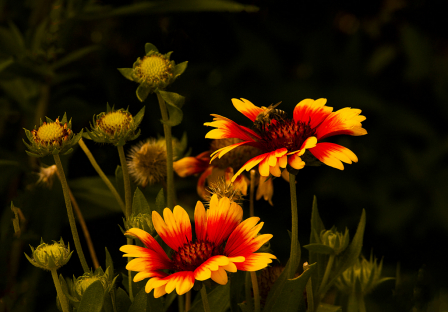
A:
123;213;155;234
25;238;72;270
83;104;145;146
335;254;393;295
320;226;349;255
23;114;82;157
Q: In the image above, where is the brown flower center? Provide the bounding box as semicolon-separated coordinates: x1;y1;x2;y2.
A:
171;240;223;272
258;119;316;152
211;138;262;170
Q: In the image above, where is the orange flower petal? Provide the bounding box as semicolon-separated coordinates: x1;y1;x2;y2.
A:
256;176;274;206
211;267;228;285
122;228;170;263
279;155;287;168
309;142;358;170
210;141;251;163
174;152;211;177
235;253;277;271
232;172;249;196
287;136;317;156
153;286;167;298
316;107;367;140
145;274;169;294
205;114;261;142
194;255;230;281
269;162;281;177
197;165;214;200
163;272;195;295
194;200;207;241
293;98;333;129
152;206;192;251
207;195;243;245
288;153;305;170
232;153;269;182
232;98;264;122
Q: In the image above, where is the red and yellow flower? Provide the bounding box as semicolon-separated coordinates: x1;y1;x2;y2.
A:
204;98;367;182
120;195;276;297
173;139;278;205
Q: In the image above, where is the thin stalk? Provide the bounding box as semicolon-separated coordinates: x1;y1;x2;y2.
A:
319;254;335;295
117;145;132;218
245;272;254;312
185;291;191;312
178;294;184;312
249;170;260;312
250;272;260;312
200;285;211;312
67;184;100;269
249;170;256;217
358;294;367;312
305;265;315;312
79;138;125;214
288;173;299;279
50;269;70;312
156;92;175;209
117;145;134;301
127;237;134;301
53;154;89;272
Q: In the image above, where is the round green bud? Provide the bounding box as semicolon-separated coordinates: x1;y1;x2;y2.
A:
320;227;349;255
25;238;72;270
124;213;154;234
74;272;108;298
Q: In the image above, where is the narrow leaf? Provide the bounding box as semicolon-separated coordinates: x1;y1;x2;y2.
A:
158;90;184;126
303;243;335;255
118;68;134;81
189;283;230;312
115;287;131;312
128;287;148;312
132;187;151;215
105;247;114;281
136;84;151;102
155;188;165;215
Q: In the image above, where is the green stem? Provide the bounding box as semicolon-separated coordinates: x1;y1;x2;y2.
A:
50;269;70;312
358;293;367;312
157;92;175;209
288;173;299;279
53;154;89;273
245;272;253;312
319;254;335;295
249;170;256;218
185;291;191;311
200;284;211;312
79;138;125;214
250;272;260;312
178;294;184;312
117;145;132;218
127;237;134;301
306;273;314;312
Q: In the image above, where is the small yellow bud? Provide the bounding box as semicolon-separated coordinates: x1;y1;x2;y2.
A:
25;238;72;270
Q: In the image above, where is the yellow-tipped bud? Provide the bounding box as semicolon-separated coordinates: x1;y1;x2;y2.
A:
25;238;72;270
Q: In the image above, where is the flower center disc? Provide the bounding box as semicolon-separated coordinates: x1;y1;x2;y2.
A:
34;122;70;146
172;240;222;272
141;55;169;79
261;119;316;152
97;111;131;135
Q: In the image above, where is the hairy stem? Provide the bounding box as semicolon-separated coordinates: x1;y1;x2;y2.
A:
53;154;89;272
79;138;125;214
50;269;70;312
288;172;299;279
157;92;175;209
245;272;254;312
117;145;132;218
319;254;335;296
251;272;261;312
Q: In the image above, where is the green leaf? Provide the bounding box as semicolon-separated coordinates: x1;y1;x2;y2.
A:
319;210;366;297
229;271;246;312
51;45;99;70
163;292;177;312
158;90;185;126
133;187;151;215
316;303;342;312
173;61;188;77
115;287;131;312
105;247;114;281
77;280;104;312
136;84;151;102
147;292;163;312
128;287;148;312
189;283;230;312
0;56;13;72
133;106;146;127
155;188;165;215
145;43;159;54
303;243;335;255
118;68;134;81
262;263;316;312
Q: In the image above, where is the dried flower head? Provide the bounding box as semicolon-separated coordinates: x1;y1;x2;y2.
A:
25;238;72;270
205;177;244;204
127;138;167;187
118;43;188;102
36;164;58;188
23;114;82;157
83;104;145;146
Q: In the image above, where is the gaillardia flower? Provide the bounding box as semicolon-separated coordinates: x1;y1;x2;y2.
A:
205;98;367;181
118;43;188;102
23;114;82;157
173;138;279;205
120;195;275;297
83;104;145;146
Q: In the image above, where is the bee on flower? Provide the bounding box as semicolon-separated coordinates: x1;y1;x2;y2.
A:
120;195;276;297
204;98;367;182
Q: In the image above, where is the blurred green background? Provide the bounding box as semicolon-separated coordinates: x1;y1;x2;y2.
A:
1;0;448;311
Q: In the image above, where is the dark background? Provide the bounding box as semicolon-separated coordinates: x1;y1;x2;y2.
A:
1;0;448;311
